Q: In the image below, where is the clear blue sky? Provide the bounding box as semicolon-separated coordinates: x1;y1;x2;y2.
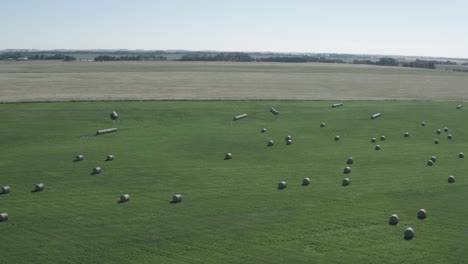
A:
2;0;467;58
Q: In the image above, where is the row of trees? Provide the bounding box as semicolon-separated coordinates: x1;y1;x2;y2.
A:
180;52;254;62
259;56;344;63
94;55;167;61
0;52;76;61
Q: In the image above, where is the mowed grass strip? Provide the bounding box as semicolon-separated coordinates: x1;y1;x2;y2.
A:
0;101;466;263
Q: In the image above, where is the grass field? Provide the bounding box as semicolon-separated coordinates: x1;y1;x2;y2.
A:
1;61;468;102
0;101;466;263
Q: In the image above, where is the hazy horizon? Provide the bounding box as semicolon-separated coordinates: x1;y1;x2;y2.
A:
2;0;467;58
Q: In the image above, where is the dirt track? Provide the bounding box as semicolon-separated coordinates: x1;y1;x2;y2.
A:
1;61;467;102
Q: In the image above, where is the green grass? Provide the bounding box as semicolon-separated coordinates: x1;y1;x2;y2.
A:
0;101;467;263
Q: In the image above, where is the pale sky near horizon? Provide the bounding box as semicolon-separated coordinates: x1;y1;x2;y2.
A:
1;0;467;58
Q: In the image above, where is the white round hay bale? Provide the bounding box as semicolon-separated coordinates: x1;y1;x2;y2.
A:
430;156;437;162
404;227;415;239
459;152;464;158
120;194;130;203
447;134;453;139
286;139;292;145
96;127;118;135
334;135;340;141
427;160;434;166
421;122;426;126
93;167;102;174
371;138;377;143
302;178;310;186
224;153;232;160
1;186;10;194
35;183;45;192
267;140;274;146
261;128;267;133
75;155;84;161
285;135;292;141
417;209;427;219
375;145;381;150
404;132;409;138
0;212;8;222
278;181;287;189
436;129;442;134
270;107;279;115
110;111;119;120
332;103;343;108
346;157;354;164
172;194;183;203
343;167;351;174
389;214;399;225
444;127;449;132
434;139;440;144
457;104;462;109
448;175;455;183
106;155;114;161
342;178;350;186
380;135;386;141
320;123;326;128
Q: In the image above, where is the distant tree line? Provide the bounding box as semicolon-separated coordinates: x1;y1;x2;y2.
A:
352;57;460;70
259;56;345;63
179;52;254;62
0;52;76;61
94;55;167;61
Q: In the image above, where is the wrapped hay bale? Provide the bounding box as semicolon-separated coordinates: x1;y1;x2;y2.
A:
459;152;464;158
285;135;292;141
1;186;10;194
421;122;426;126
35;183;45;192
404;227;415;239
224;153;232;160
278;181;287;189
346;157;354;164
371;113;381;119
343;167;351;174
106;155;114;161
0;212;8;222
120;194;130;203
427;160;434;166
233;114;248;121
404;132;409;138
447;134;453;139
286;139;292;145
457;104;462;109
342;178;350;186
375;145;381;150
334;136;340;141
96;128;118;135
75;155;84;161
417;209;427;219
444;127;449;132
436;129;442;135
110;111;119;120
448;175;455;183
380;135;386;141
270;107;279;115
172;194;183;203
389;214;399;225
302;178;311;186
430;156;437;163
93;167;102;174
320;123;326;128
371;138;377;143
261;128;267;133
332;103;343;108
434;139;440;144
267;140;274;146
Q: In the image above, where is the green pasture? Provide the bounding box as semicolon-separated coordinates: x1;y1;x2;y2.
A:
0;101;466;263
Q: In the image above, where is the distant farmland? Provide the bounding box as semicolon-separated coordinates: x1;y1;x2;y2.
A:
1;61;468;103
